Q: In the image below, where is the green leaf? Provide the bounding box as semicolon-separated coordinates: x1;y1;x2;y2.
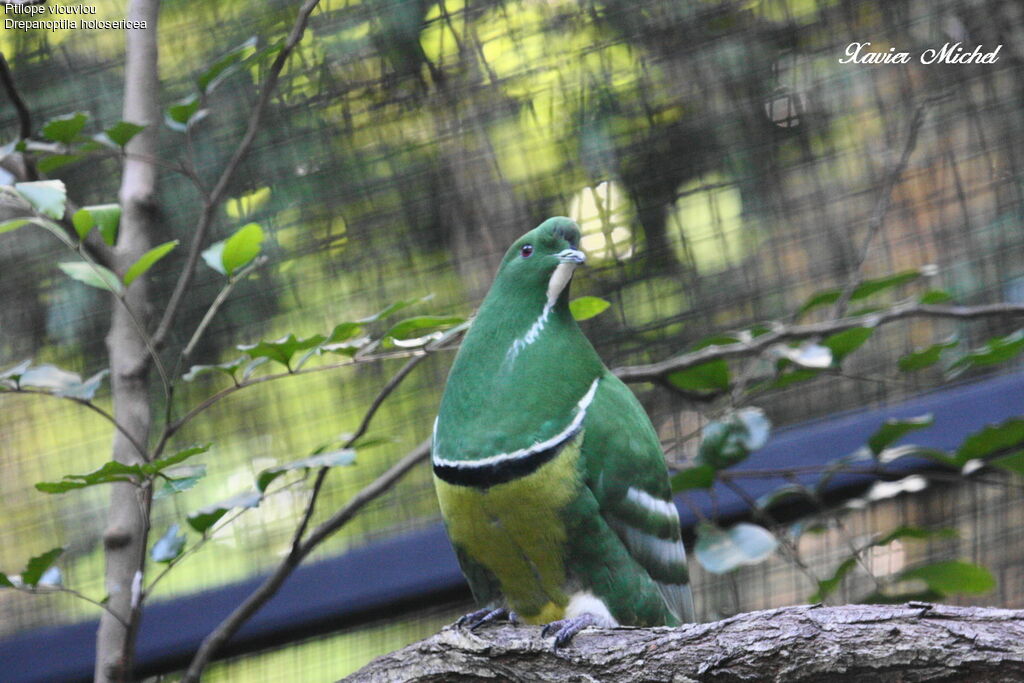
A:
143;444;211;475
41;112;88;144
670;464;715;492
71;204;121;245
238;333;326;369
810;556;857;602
823;327;873;362
899;560;995;596
695;522;778;574
198;37;257;92
98;121;146;147
919;290;953;304
154;465;207;499
946;330;1024;378
187;490;261;533
55;368;109;401
850;270;921;300
667;359;730;394
798;289;841;315
124;240;178;286
765;367;821;391
166;95;202;131
36;461;142;493
756;483;814;512
873;525;957;547
21;548;65;587
221;223;264;275
183;356;248;382
383;315;464;344
58;262;123;293
37;154;81;174
151;524;186;563
15;180;66;219
899;336;959;372
358;295;433;323
19;364;82;391
0;359;32;386
256;448;356;492
325;322;363;344
0;572;13;587
569;296;611;321
201;240;227;275
867;414;934;456
955;418;1024;465
0;218;31;235
695;407;771;470
798;270;922;315
778;342;832;369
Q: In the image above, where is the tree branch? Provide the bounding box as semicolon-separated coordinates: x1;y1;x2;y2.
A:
152;0;323;347
181;439;430;682
347;604;1024;682
833;102;929;318
614;301;1024;384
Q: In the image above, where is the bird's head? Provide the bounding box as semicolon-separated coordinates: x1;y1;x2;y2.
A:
495;217;586;310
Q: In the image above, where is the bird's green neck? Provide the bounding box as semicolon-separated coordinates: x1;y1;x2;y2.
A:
434;277;604;463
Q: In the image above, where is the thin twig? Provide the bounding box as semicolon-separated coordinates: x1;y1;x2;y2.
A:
182;439;430;682
833;103;929;318
288;353;430;553
19;585;129;628
153;0;324;347
179;256;268;365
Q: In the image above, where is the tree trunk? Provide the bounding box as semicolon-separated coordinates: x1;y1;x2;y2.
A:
347;604;1024;682
95;3;160;681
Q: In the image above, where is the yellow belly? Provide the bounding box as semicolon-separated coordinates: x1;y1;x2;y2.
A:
434;434;584;623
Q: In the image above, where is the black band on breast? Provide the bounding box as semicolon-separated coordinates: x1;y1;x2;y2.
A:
432;428;580;488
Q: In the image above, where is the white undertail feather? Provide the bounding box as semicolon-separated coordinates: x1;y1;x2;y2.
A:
564;591;618;627
432;377;600;469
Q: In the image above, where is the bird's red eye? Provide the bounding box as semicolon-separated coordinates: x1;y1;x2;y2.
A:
520;244;533;258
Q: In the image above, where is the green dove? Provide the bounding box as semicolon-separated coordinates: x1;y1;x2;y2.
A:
432;217;695;645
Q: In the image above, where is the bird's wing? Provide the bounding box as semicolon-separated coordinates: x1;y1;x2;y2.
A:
582;373;696;623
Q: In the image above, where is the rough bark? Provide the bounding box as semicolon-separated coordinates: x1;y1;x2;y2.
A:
95;3;160;681
347;604;1024;682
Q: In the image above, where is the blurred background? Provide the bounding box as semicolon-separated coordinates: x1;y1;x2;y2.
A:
1;0;1023;679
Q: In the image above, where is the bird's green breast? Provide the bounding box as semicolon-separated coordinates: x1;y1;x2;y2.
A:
433;433;585;623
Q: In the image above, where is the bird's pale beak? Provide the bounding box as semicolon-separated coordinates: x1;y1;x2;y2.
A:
557;248;586;265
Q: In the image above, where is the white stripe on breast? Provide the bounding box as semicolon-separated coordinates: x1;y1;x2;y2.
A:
432;377;600;470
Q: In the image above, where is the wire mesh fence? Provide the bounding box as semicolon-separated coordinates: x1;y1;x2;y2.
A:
2;0;1023;678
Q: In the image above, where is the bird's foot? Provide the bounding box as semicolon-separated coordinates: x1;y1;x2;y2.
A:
541;613;601;649
456;607;518;630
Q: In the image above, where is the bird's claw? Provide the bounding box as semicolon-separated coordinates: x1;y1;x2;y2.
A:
541;613;599;648
456;607;518;630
